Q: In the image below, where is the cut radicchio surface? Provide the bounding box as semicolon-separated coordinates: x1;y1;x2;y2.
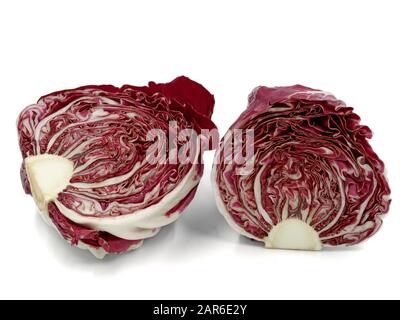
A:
212;85;391;250
18;76;216;258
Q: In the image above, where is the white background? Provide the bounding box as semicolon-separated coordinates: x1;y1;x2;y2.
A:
0;0;399;300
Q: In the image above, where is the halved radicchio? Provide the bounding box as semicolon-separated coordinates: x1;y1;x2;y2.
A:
212;85;391;250
18;76;216;258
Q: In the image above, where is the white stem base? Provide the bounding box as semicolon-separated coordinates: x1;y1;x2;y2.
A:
264;219;322;251
25;154;74;211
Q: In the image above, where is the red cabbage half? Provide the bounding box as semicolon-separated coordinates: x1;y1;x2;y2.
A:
18;76;216;258
212;85;391;250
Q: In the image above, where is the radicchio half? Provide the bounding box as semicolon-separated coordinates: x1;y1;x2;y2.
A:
212;85;391;250
18;76;217;258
